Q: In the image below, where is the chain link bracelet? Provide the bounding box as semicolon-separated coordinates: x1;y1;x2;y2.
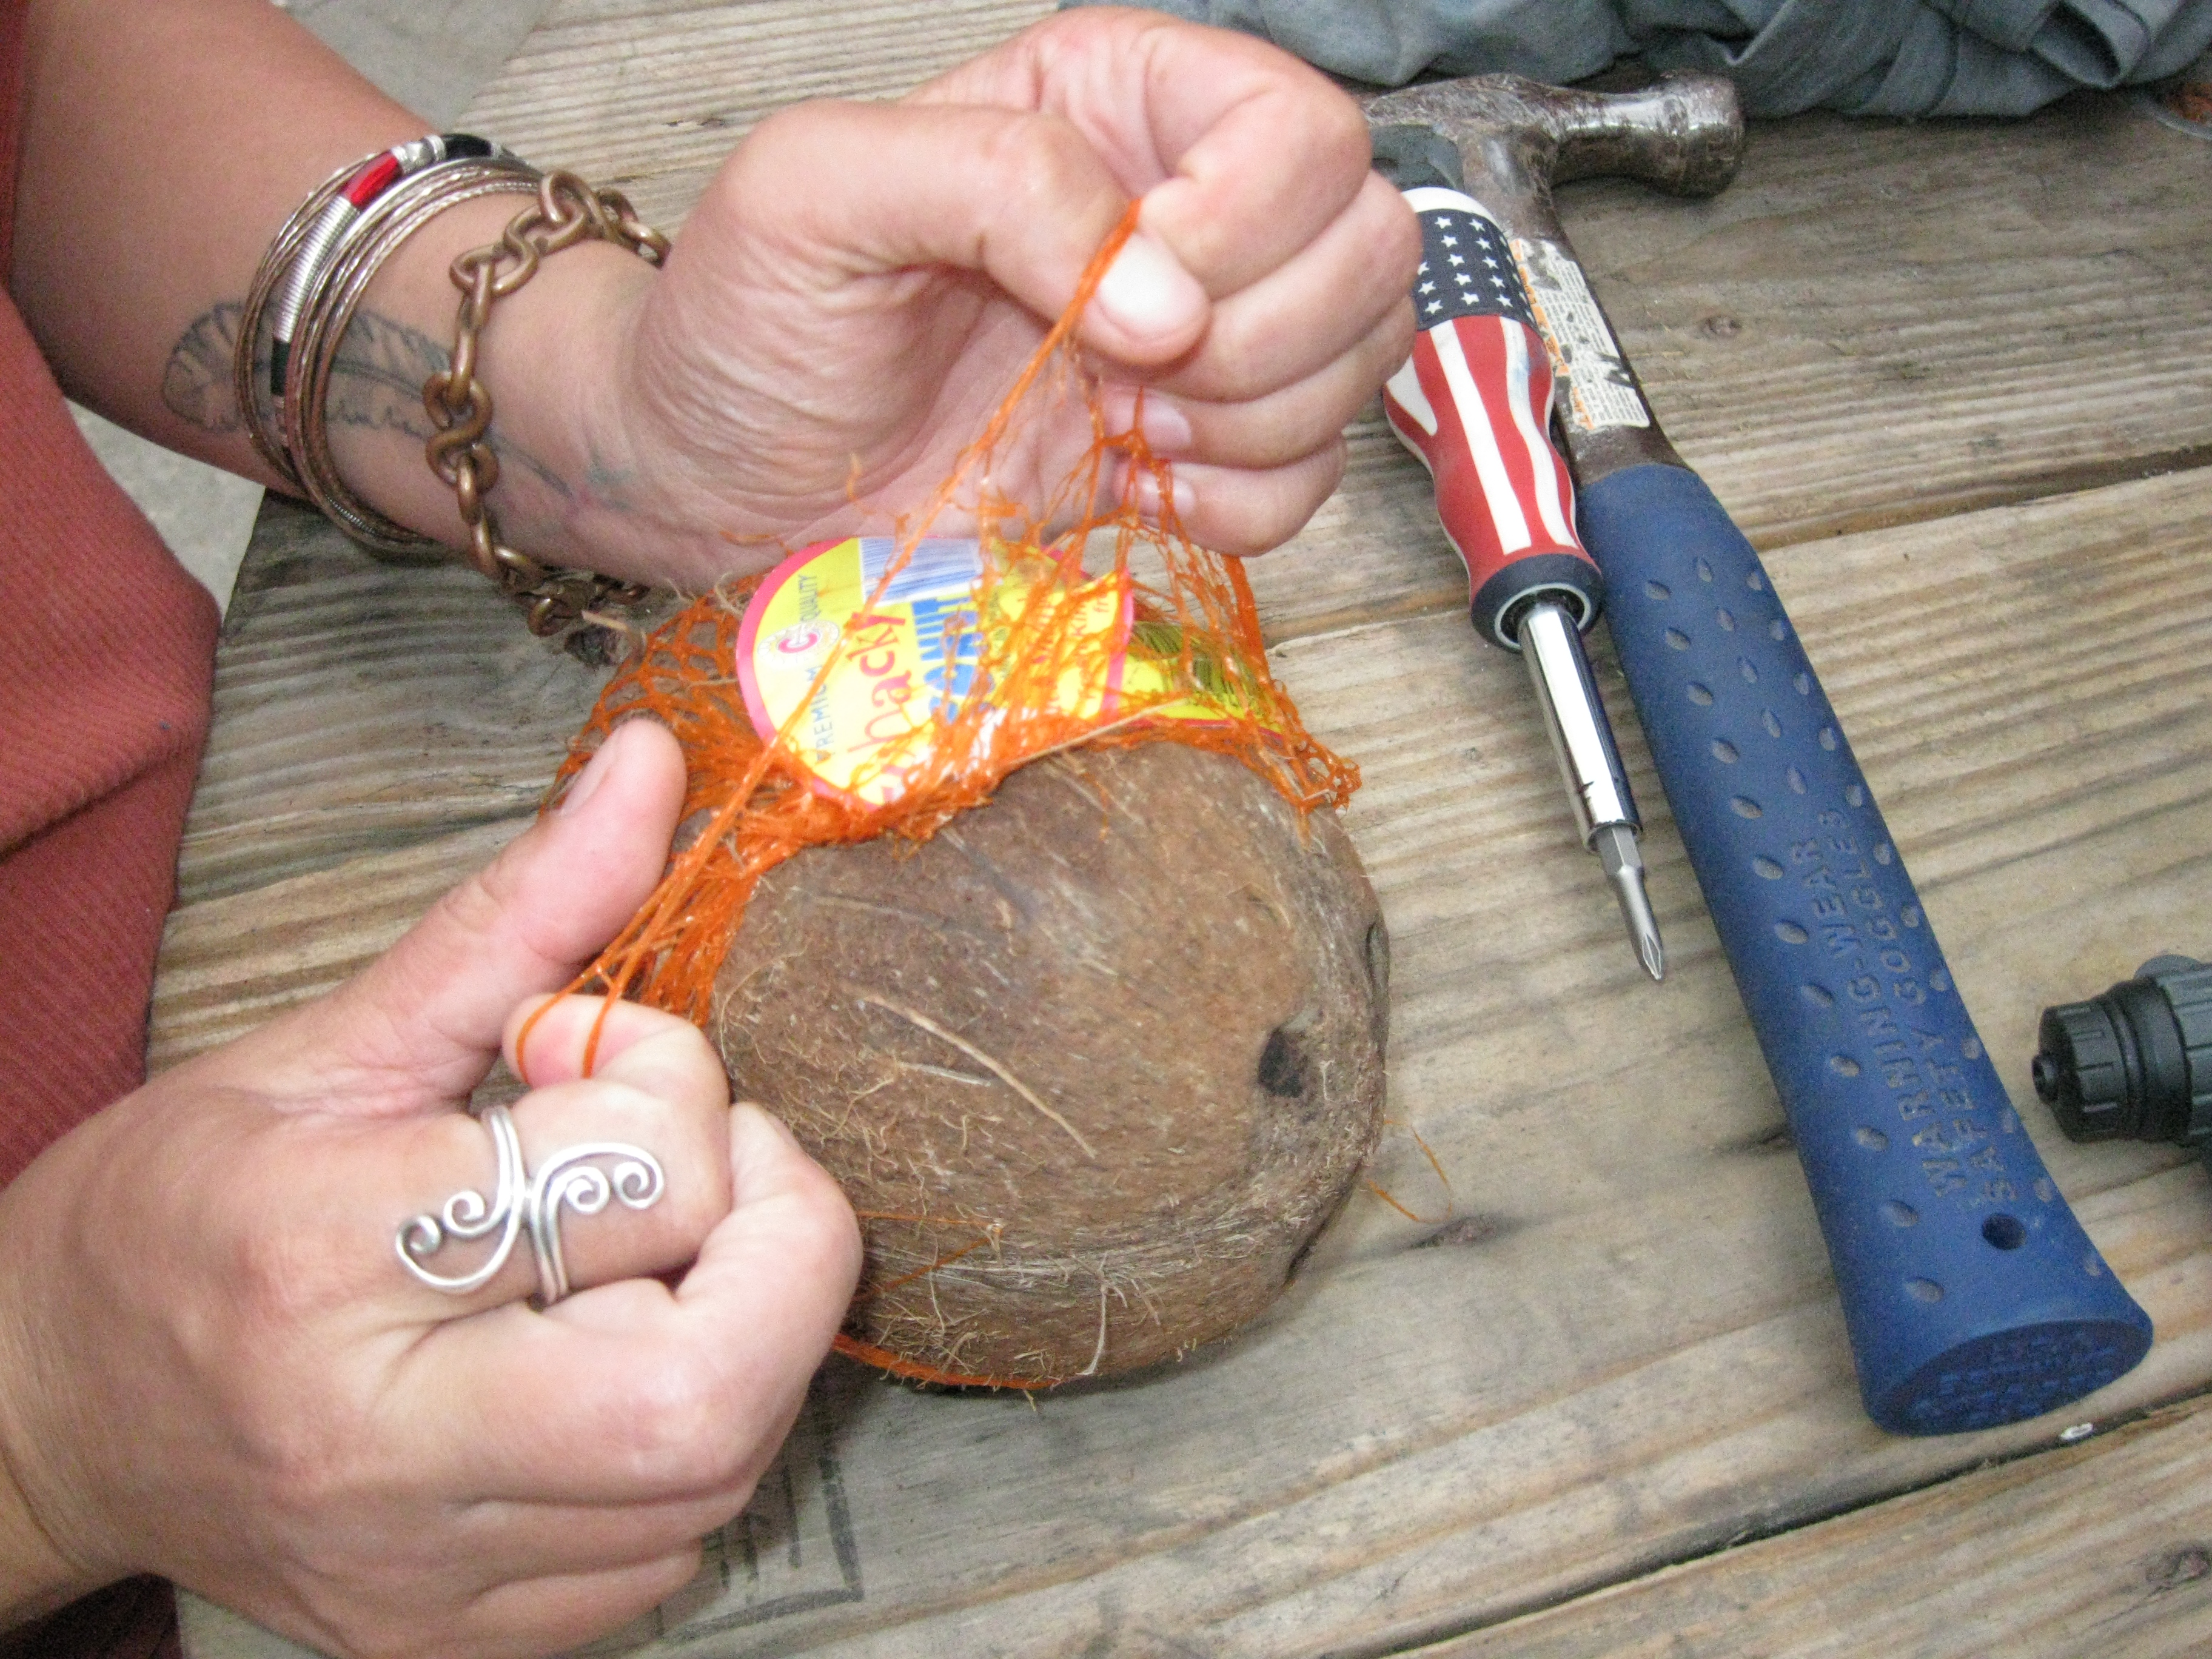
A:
422;171;669;637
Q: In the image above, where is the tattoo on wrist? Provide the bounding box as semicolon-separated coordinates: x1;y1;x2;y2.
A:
160;304;568;503
161;304;247;434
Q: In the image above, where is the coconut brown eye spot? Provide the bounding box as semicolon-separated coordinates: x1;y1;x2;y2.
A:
1258;1024;1310;1099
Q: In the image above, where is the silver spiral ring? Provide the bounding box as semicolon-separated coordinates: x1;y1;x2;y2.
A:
397;1104;666;1305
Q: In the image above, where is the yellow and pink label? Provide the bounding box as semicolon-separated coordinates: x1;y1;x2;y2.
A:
736;535;1251;806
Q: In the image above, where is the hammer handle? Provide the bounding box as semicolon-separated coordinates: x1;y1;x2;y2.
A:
1575;461;2152;1434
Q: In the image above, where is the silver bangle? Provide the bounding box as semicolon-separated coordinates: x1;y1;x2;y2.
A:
236;136;515;494
236;155;364;491
284;157;546;559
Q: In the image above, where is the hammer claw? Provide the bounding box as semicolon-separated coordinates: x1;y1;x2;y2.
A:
1366;71;1745;202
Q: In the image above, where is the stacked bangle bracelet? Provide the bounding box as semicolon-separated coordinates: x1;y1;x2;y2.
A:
238;135;666;637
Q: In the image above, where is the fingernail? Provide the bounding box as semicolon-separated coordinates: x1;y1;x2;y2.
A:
558;722;632;817
1102;386;1193;457
1091;231;1205;343
1133;466;1193;525
1138;395;1193;455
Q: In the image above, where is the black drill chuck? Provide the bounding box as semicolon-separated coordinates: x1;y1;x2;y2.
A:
2033;955;2212;1155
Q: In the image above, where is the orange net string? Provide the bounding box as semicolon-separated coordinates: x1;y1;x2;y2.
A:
537;203;1358;1062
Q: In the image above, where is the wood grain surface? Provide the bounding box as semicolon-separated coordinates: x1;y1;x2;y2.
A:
166;471;2212;1659
1410;1391;2212;1658
163;8;2212;1655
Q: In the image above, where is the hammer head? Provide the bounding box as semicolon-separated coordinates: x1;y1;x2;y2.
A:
1367;71;1743;211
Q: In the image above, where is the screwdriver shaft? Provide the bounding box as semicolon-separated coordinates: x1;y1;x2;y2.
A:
1516;600;1665;980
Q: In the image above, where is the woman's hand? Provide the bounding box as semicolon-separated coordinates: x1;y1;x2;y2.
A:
0;720;860;1659
554;7;1419;583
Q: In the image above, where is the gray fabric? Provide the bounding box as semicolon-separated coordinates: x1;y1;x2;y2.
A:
1139;0;1629;84
1076;0;2212;115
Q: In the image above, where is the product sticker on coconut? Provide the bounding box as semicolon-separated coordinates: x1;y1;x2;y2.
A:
738;535;1272;806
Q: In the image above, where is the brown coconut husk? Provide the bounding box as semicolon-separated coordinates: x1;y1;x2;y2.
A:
715;740;1387;1387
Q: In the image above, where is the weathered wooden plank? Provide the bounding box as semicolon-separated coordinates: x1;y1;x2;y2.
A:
180;1173;2212;1659
161;470;2212;1099
151;819;523;1071
1569;99;2212;538
1407;1390;2212;1658
171;500;612;905
462;0;1059;229
166;467;2212;1657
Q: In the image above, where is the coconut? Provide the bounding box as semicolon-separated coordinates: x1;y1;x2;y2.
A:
712;740;1388;1386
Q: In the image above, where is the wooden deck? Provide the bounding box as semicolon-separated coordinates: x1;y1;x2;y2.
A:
170;3;2212;1654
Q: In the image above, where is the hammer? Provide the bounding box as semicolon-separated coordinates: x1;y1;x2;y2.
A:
1366;73;2153;1436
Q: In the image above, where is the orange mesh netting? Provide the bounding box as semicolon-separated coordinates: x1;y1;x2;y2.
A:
549;206;1356;1027
535;207;1359;1382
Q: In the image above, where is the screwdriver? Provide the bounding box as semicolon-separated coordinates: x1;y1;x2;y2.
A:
1372;129;1664;980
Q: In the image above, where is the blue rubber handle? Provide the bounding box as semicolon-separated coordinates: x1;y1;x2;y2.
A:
1578;463;2151;1435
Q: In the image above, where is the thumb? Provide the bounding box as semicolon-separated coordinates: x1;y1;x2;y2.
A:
271;719;688;1108
702;99;1211;366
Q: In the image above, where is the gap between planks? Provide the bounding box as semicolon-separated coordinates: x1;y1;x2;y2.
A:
1400;1387;2212;1659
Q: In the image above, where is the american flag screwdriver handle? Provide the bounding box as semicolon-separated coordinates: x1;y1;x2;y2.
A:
1375;172;1665;979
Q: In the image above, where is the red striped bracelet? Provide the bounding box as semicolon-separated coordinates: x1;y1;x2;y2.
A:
267;133;506;402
